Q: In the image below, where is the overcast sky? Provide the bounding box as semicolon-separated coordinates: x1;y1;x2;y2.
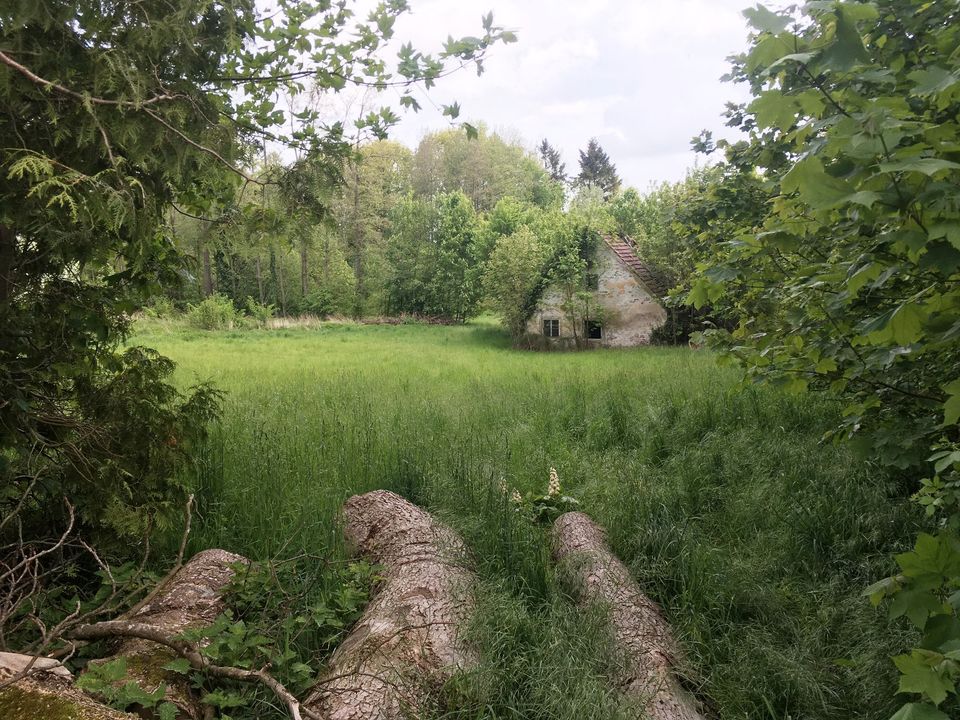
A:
369;0;757;191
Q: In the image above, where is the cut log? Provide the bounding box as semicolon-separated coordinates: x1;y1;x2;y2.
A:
0;665;136;720
88;548;247;720
552;512;704;720
0;651;72;680
305;490;476;720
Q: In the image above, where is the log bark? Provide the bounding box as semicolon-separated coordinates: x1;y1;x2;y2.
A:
0;664;136;720
552;512;704;720
88;548;247;720
305;490;476;720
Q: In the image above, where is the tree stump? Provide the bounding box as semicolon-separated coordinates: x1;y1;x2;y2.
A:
305;490;476;720
89;548;247;719
552;512;704;720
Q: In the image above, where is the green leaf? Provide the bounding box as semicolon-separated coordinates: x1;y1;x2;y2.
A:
781;156;854;209
894;651;955;705
846;190;882;208
749;91;797;131
889;588;944;628
743;5;791;33
878;159;960;176
890;703;950;720
943;379;960;426
888;303;925;345
909;67;959;97
818;5;871;71
928;223;960;251
161;658;193;675
896;533;960;585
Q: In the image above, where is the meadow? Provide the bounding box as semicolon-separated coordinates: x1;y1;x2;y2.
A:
133;318;921;720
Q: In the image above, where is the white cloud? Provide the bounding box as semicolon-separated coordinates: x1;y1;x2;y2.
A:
328;0;757;189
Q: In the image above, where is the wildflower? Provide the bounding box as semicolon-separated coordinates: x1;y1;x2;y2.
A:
498;476;508;495
511;489;523;505
548;467;561;497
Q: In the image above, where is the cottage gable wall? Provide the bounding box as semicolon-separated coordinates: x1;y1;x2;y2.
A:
526;242;666;348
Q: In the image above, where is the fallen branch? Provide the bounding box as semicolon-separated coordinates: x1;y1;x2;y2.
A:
81;548;247;720
552;512;704;720
71;620;316;720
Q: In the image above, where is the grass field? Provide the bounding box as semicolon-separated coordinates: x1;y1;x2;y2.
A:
133;317;920;720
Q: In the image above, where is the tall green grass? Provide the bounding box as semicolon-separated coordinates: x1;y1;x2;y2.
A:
134;318;921;719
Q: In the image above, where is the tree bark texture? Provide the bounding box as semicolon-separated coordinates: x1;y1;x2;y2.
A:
305;490;476;720
1;661;136;720
90;549;247;720
552;512;704;720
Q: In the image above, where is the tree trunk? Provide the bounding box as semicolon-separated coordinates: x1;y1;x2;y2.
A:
201;248;213;297
305;490;476;720
277;252;287;316
300;244;309;297
255;256;265;305
322;234;331;284
230;253;239;300
552;512;704;720
87;549;247;720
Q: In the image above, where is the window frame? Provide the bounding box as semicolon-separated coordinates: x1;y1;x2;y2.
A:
584;319;603;340
543;318;560;338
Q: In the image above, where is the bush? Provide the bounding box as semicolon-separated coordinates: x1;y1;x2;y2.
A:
244;297;275;327
142;296;177;319
187;294;240;330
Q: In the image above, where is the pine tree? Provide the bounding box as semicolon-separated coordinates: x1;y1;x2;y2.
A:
576;138;621;200
537;139;567;184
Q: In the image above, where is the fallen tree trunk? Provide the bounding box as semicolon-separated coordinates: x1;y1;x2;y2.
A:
0;659;136;720
552;512;704;720
305;490;476;720
85;548;247;720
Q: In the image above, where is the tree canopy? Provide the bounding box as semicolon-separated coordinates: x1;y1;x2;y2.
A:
0;0;513;605
689;2;960;716
575;138;621;200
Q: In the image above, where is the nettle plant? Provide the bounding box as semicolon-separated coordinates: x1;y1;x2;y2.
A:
690;2;960;717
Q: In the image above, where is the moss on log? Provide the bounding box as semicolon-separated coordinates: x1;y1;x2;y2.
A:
0;672;136;720
306;490;476;720
552;512;704;720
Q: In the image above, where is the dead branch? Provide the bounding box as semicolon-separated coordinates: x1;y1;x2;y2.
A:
82;547;246;719
70;620;319;720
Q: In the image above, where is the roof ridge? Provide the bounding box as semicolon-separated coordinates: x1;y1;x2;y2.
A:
600;235;667;299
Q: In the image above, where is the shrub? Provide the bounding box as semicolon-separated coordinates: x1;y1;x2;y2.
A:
187;294;240;330
143;296;177;319
244;297;275;327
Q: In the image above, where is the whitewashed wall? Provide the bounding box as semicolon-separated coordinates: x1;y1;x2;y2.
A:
526;243;666;348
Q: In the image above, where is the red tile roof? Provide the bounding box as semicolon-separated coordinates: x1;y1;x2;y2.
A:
602;235;668;299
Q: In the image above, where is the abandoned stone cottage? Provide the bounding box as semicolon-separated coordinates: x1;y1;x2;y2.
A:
526;235;667;348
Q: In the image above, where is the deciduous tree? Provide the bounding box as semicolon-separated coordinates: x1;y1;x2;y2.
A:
691;3;960;716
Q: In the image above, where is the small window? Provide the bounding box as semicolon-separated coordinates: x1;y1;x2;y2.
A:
586;272;600;291
584;320;603;340
543;319;560;338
